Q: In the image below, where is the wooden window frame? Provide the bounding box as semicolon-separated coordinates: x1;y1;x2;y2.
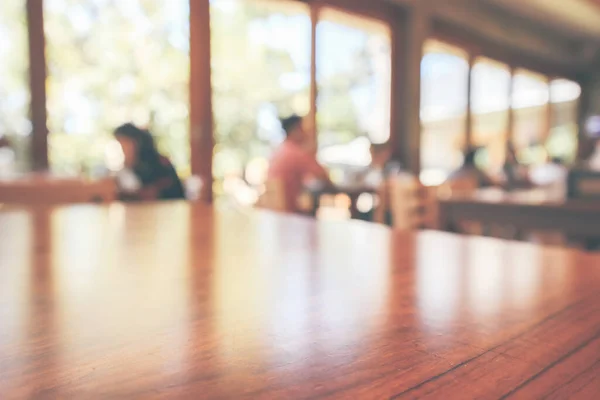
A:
201;0;403;200
431;37;580;164
190;0;213;202
432;22;586;164
309;0;402;149
27;0;48;171
27;0;403;195
27;0;583;193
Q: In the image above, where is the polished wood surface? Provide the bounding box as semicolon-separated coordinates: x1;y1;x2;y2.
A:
439;189;600;241
1;202;600;398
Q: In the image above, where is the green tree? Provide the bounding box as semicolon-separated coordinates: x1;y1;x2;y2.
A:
45;0;190;175
210;1;311;189
0;0;31;171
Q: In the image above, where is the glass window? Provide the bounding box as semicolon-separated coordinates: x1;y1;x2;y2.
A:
548;79;580;162
45;0;190;176
511;69;549;165
471;58;511;173
211;0;311;205
317;9;391;168
0;0;31;172
420;40;469;185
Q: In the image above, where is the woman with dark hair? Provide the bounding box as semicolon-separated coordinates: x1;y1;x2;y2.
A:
114;123;185;201
502;143;531;190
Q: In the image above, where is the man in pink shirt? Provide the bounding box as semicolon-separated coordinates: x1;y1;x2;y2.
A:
268;115;331;213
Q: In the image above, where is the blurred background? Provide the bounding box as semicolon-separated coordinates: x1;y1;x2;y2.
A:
1;0;599;212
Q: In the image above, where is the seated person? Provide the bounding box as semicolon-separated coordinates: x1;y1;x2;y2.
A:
114;123;185;201
0;136;10;149
503;144;532;190
588;137;600;171
359;143;397;224
0;136;15;175
268;115;331;213
447;148;495;188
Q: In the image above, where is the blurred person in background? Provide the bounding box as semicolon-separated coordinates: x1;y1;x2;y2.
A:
114;123;184;201
503;143;531;190
447;148;495;188
268;115;332;213
363;143;392;186
588;138;600;171
0;136;10;149
584;116;600;170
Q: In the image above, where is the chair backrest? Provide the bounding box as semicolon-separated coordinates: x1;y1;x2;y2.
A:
256;179;287;212
0;178;116;206
372;180;389;225
388;174;429;230
421;185;440;230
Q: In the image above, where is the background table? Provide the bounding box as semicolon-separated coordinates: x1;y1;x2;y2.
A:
0;173;116;205
1;202;600;398
306;182;377;219
439;189;600;248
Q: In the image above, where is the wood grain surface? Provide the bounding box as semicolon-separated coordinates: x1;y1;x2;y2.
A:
1;202;599;399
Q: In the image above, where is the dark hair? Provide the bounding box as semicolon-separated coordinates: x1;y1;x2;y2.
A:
114;123;162;180
280;115;303;137
464;148;478;166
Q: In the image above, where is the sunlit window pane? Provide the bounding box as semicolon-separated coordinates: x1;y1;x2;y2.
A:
420;40;468;184
317;9;391;167
45;0;190;176
550;79;581;103
548;79;580;161
471;58;511;173
211;0;311;205
512;69;549;164
0;0;31;172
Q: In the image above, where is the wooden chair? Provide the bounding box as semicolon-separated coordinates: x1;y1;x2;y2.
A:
439;177;491;235
388;174;438;231
0;178;116;206
373;181;390;225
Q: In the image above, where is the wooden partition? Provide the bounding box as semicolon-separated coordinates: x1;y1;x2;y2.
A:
26;0;48;171
189;0;214;202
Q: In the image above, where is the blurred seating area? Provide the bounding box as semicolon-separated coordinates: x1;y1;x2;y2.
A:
2;0;600;247
4;1;600;397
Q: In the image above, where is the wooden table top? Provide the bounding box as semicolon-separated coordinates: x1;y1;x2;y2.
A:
1;202;600;399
